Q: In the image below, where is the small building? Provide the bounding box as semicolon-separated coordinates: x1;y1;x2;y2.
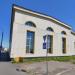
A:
10;5;75;58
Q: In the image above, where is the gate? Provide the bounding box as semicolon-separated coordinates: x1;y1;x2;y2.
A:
0;51;10;61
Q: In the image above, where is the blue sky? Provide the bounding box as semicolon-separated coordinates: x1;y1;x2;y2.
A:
0;0;75;48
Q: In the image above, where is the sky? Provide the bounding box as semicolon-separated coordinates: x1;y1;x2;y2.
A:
0;0;75;48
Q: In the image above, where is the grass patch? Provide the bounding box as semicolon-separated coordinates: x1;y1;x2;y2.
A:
23;56;75;63
11;56;75;64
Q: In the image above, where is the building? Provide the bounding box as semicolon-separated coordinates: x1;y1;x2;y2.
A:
10;5;75;58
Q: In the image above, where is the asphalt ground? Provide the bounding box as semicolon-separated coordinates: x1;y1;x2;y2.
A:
0;62;28;75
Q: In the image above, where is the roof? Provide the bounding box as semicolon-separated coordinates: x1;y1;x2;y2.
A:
13;4;72;30
71;31;75;36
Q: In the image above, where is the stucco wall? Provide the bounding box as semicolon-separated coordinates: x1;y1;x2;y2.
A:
10;10;75;58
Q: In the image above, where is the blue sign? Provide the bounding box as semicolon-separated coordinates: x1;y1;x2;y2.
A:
43;35;46;42
43;43;46;49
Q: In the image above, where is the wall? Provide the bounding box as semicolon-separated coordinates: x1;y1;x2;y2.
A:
10;10;75;58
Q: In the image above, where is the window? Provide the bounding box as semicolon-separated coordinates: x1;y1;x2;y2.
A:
62;38;66;53
46;27;54;32
25;21;36;27
61;31;66;35
26;31;35;53
74;42;75;48
47;35;53;53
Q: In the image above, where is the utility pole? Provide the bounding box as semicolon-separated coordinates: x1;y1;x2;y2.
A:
0;32;3;50
43;35;48;75
46;34;48;75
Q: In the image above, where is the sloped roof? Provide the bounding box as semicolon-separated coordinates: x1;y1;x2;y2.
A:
13;4;72;30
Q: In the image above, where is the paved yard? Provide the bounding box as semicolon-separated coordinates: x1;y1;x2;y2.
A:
17;61;75;75
0;62;27;75
0;61;75;75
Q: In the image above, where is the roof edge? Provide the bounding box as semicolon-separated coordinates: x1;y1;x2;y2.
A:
71;31;75;36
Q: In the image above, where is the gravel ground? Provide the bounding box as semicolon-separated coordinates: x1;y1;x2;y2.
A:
16;61;75;75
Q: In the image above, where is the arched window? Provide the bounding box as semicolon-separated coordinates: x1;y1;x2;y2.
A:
62;37;66;53
46;27;54;32
46;27;54;54
61;31;66;35
61;31;67;53
25;21;36;27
